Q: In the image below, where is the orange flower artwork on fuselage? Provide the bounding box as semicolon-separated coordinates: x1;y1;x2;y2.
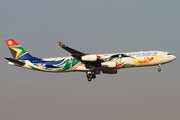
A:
131;55;164;64
138;57;154;64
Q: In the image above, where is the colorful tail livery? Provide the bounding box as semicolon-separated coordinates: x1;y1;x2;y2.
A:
5;39;33;60
5;39;176;82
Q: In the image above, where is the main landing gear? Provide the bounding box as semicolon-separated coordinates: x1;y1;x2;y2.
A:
86;72;96;82
158;64;161;72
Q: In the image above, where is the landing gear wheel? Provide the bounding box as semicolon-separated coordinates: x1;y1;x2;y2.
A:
86;71;96;82
87;74;91;78
158;64;161;72
92;74;96;79
87;74;92;82
88;77;92;82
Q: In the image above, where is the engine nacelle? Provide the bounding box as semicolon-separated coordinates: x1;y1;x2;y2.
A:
101;61;116;68
102;69;117;74
81;55;97;61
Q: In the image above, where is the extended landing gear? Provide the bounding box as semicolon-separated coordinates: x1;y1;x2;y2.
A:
158;64;161;72
87;74;92;82
86;72;96;82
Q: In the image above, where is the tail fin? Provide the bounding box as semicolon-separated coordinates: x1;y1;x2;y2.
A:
5;39;33;60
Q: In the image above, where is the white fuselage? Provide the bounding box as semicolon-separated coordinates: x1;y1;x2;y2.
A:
9;51;176;73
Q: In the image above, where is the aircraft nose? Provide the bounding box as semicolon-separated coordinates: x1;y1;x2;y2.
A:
166;55;176;63
172;55;176;60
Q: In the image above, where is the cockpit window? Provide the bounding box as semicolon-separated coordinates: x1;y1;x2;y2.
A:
167;53;172;55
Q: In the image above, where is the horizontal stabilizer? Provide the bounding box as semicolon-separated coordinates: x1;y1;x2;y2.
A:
5;57;25;66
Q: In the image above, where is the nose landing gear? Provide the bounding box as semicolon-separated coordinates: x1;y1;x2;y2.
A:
158;64;161;72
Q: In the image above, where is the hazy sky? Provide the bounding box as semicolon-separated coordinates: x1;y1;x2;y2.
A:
0;0;180;120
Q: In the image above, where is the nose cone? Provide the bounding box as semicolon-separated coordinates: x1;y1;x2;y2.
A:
166;55;176;62
168;55;176;62
172;55;176;61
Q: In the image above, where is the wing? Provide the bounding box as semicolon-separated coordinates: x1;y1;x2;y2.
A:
58;42;86;58
58;42;105;64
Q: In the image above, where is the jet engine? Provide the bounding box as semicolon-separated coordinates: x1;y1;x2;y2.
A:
101;61;116;68
81;55;97;61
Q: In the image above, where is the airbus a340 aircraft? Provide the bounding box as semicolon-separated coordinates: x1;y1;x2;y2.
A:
5;39;176;81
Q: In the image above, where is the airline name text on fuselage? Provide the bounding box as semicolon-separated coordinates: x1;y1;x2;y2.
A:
128;52;157;56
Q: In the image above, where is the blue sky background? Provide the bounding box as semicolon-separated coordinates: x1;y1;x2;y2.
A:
0;0;180;120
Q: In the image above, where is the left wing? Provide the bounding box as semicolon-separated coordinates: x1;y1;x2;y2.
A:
58;42;105;64
58;42;86;58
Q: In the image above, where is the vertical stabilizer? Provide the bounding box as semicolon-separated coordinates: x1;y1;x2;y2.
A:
5;39;33;60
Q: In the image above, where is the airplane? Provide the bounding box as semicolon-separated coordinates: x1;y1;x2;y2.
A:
5;39;176;82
